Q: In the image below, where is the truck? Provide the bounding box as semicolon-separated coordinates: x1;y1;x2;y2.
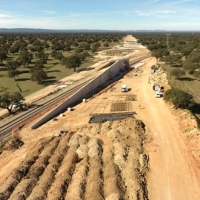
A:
153;83;161;91
121;84;128;92
155;91;163;98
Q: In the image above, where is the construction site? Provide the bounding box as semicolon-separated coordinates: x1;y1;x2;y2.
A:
1;35;200;200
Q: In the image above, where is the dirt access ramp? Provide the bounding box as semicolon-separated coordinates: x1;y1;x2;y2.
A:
0;118;149;200
130;58;200;199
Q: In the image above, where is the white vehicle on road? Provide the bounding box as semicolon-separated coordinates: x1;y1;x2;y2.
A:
121;84;128;92
12;101;24;108
155;91;163;98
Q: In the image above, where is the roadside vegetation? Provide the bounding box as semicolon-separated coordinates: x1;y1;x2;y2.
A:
135;32;200;124
0;32;126;113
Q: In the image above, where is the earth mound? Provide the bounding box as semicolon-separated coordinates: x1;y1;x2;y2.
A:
0;118;149;200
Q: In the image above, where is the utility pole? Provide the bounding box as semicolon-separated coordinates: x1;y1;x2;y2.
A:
166;33;170;49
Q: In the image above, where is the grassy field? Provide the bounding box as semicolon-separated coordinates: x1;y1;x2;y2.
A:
161;63;200;103
0;45;113;97
161;63;200;122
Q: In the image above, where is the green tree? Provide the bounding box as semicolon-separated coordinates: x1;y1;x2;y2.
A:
103;43;109;47
54;52;64;61
17;51;33;67
160;54;182;65
51;50;56;58
31;60;45;73
0;92;24;113
76;52;89;61
9;45;20;55
79;42;90;50
170;68;186;79
75;48;84;54
0;50;7;64
6;60;21;80
62;55;81;72
8;70;20;80
181;47;193;58
152;49;169;60
64;45;71;51
193;70;200;78
91;42;100;53
91;45;98;53
152;50;162;60
31;69;47;84
35;51;48;64
164;88;194;109
183;61;199;71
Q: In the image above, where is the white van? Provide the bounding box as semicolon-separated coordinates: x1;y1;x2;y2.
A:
155;91;163;98
121;84;128;92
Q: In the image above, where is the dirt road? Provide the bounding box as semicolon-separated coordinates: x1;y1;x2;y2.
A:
134;58;200;199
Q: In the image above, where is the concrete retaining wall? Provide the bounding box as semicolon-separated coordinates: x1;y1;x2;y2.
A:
31;60;124;129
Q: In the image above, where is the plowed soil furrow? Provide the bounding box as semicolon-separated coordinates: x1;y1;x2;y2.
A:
0;137;54;200
85;136;104;200
25;137;54;162
38;137;60;157
78;134;90;145
8;137;60;200
65;157;89;200
102;144;124;200
9;179;35;200
113;142;126;170
46;145;79;200
85;156;104;200
68;133;82;146
87;138;103;157
27;134;73;200
0;176;19;200
121;149;139;200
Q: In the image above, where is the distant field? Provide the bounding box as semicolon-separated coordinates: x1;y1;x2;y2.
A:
161;63;200;121
0;36;120;98
162;63;200;103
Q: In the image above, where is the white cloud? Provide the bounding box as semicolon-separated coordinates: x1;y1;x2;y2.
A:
39;10;56;15
0;13;12;18
165;0;195;6
68;13;83;18
154;10;176;14
143;0;160;6
130;9;176;17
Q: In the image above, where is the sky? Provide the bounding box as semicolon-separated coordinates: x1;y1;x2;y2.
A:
0;0;200;31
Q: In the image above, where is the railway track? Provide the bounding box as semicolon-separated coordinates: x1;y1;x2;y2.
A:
0;80;92;140
0;54;151;141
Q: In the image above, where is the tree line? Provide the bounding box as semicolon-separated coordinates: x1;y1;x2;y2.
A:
0;32;126;114
0;32;124;84
135;32;200;119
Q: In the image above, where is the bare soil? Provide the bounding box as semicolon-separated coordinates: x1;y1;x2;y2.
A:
1;35;200;199
0;118;148;200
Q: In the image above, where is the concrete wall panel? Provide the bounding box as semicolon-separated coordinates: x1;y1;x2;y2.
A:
100;70;110;83
91;76;101;90
68;90;82;103
31;60;124;129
